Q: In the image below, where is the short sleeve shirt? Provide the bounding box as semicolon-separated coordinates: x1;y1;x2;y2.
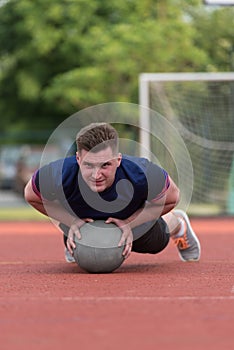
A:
32;155;169;221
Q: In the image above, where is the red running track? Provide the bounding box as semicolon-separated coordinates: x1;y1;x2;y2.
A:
0;218;234;350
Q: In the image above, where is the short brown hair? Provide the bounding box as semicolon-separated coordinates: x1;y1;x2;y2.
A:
76;123;119;154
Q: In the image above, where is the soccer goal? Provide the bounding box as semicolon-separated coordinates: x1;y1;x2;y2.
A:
139;72;234;215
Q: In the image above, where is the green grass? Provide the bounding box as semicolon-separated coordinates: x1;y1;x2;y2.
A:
0;206;49;221
188;203;223;216
0;203;223;222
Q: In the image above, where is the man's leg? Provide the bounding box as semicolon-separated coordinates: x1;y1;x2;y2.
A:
132;218;170;254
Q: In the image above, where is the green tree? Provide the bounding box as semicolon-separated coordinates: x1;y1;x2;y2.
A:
188;5;234;71
0;0;100;131
1;0;228;135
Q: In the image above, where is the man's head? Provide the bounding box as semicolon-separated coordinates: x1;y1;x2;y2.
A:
76;122;119;155
76;123;122;192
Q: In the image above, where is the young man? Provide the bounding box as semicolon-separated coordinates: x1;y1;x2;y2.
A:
24;122;201;263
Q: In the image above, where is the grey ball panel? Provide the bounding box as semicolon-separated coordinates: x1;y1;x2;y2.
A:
73;220;125;273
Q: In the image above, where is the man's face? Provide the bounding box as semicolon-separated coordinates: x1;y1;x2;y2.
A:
76;147;122;192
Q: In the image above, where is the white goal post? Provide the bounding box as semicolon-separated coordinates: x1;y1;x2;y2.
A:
204;1;234;5
139;72;234;215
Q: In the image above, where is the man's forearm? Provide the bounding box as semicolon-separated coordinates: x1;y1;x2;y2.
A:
28;198;77;227
126;200;176;229
126;179;180;228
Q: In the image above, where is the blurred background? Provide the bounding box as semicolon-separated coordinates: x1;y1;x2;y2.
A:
0;0;234;220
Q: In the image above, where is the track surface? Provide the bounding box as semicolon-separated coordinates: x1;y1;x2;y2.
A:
0;218;234;350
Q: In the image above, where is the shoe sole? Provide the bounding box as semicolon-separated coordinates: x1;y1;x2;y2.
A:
173;209;201;262
64;248;76;263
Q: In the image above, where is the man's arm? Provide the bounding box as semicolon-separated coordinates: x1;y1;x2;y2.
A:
24;179;77;226
106;176;180;258
24;179;94;255
107;176;179;229
127;176;180;229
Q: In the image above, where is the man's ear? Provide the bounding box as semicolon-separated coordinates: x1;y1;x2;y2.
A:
76;151;80;165
117;153;122;167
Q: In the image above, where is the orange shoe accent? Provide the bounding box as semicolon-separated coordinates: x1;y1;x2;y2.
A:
174;236;189;250
173;217;189;250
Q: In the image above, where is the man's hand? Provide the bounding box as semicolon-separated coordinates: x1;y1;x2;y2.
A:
66;218;93;255
105;217;133;259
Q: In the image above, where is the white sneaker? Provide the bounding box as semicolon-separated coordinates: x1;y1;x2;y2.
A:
172;209;201;262
64;248;75;263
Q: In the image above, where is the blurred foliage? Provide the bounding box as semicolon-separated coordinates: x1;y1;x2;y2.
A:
0;0;233;141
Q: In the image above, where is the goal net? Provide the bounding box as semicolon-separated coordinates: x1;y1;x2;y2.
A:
139;72;234;215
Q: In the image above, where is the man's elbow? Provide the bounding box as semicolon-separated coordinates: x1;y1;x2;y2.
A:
24;180;34;204
175;187;180;206
167;186;180;210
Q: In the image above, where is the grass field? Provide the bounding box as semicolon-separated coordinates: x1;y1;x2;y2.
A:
0;206;48;221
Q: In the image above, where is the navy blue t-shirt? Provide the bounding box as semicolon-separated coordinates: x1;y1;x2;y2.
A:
32;155;169;221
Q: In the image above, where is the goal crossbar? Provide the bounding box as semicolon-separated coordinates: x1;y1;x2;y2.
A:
140;72;234;84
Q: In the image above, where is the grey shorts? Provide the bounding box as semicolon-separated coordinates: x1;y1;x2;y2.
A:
132;218;170;254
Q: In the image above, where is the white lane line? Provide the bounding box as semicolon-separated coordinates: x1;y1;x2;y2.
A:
0;296;234;302
0;261;63;265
